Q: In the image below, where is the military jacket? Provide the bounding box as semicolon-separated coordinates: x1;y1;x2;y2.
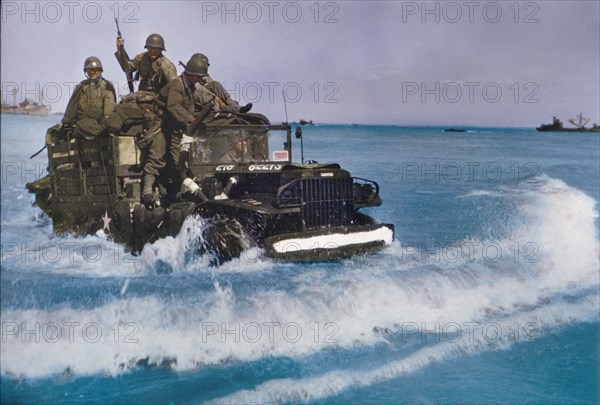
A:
115;50;177;93
200;75;240;112
220;149;242;163
160;75;197;132
62;79;116;125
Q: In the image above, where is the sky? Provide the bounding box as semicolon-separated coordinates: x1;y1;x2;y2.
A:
1;0;599;126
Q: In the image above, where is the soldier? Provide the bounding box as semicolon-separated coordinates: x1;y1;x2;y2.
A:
188;53;252;114
114;33;176;209
151;56;207;206
220;136;248;163
62;57;116;139
115;33;177;93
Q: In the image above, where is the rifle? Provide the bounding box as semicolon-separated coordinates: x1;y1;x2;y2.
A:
188;101;215;135
30;144;47;159
115;18;135;93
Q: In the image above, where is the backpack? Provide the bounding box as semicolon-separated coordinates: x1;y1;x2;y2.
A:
105;91;159;135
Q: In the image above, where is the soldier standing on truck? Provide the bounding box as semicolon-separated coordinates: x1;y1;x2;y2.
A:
62;57;116;139
114;33;177;209
114;33;177;93
158;56;208;202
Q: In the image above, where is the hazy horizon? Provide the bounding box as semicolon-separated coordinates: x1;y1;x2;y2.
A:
1;1;599;127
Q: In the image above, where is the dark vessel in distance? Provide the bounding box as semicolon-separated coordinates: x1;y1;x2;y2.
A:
537;113;600;132
1;98;50;116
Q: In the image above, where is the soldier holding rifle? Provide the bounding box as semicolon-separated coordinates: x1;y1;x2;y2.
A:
112;27;177;209
114;31;177;94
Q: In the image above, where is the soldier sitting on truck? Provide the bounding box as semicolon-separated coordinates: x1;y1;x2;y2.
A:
61;57;116;140
187;53;252;114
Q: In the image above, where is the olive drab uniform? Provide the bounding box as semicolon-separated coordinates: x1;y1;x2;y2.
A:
104;91;166;182
160;75;197;187
195;75;240;113
114;36;177;206
114;51;178;93
188;53;250;114
62;79;116;138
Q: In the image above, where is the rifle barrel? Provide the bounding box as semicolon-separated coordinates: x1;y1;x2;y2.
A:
114;18;134;93
115;18;122;37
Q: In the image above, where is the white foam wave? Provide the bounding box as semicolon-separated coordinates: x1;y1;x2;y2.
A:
2;174;598;382
214;294;599;404
1;232;141;277
2;216;230;277
457;189;500;198
136;216;273;275
136;215;208;274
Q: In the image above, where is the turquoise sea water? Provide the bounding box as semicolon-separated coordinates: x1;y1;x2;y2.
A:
1;114;599;404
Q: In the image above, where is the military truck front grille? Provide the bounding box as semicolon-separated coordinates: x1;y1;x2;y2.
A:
301;177;353;229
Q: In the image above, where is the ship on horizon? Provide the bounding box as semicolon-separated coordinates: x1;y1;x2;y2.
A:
1;98;51;116
537;113;599;132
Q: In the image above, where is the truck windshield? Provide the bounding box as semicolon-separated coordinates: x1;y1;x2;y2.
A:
192;127;290;164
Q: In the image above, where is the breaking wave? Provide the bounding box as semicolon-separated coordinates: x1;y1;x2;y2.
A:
1;173;598;402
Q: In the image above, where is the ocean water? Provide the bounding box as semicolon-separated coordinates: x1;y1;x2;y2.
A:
1;114;599;404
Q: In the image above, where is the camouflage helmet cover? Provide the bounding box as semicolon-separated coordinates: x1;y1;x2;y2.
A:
83;56;103;71
145;33;166;51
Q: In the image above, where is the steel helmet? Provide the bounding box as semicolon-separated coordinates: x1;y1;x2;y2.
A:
191;53;210;66
184;56;208;76
145;33;166;51
83;56;103;71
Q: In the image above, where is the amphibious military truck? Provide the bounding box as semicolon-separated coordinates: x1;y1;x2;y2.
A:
27;112;394;263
